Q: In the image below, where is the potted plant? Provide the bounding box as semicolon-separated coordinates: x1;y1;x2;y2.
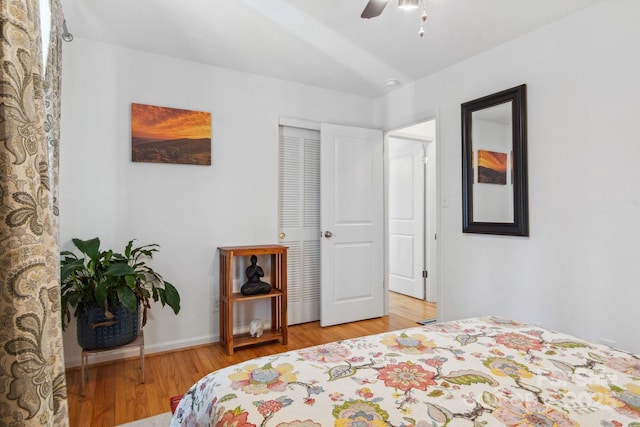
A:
60;237;180;350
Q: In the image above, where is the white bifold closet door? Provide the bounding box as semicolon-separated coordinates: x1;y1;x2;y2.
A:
278;126;321;325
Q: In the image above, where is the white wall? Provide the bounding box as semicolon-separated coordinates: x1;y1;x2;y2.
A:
60;39;375;366
375;0;640;354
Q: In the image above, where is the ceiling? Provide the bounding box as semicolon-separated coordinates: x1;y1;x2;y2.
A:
60;0;603;98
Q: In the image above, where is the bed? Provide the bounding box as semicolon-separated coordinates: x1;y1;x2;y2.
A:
170;317;640;426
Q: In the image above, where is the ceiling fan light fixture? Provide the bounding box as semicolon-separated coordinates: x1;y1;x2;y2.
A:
398;0;419;11
361;0;428;39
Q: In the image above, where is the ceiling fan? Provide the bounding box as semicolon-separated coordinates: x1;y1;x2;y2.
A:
360;0;389;19
361;0;428;36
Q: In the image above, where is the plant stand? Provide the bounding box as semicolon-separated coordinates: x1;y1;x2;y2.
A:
80;331;145;396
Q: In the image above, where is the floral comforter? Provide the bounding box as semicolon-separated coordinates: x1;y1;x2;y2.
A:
170;317;640;426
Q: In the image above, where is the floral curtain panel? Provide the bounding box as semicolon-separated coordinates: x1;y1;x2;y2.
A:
0;0;68;425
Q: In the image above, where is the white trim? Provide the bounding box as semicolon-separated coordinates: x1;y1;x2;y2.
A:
65;334;218;368
278;116;320;131
433;107;443;322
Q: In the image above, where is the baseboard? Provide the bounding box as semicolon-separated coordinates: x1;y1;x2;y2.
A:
64;333;220;369
64;319;270;368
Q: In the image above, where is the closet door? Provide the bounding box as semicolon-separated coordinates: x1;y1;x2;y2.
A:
278;126;321;324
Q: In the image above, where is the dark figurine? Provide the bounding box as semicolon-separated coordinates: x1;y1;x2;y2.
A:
240;255;272;296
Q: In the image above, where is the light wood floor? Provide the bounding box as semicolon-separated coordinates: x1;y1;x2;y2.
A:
65;292;436;426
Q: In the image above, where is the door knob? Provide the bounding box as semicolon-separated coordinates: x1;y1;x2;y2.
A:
324;231;333;238
279;232;286;239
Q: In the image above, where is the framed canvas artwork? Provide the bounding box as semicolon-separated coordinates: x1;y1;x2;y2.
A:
131;103;211;165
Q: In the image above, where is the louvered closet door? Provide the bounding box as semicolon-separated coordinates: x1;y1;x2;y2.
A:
278;126;321;324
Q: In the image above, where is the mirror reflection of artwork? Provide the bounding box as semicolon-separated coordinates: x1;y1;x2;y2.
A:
131;103;211;165
477;150;507;185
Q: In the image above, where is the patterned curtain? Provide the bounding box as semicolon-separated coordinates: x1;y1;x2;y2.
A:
0;0;69;425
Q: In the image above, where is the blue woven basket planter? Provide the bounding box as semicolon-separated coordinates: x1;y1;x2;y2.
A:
77;303;141;350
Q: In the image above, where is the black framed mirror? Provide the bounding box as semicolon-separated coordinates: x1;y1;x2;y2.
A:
462;84;529;236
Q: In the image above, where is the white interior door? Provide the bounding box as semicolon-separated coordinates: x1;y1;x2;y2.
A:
320;123;384;326
388;138;425;299
278;126;321;325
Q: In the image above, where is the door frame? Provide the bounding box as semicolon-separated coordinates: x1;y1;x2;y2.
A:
383;116;440;319
279;114;442;322
278;116;389;323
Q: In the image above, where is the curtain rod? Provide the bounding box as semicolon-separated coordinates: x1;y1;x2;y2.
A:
62;19;73;42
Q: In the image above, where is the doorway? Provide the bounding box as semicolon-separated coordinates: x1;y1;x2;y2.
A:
387;119;437;307
278;122;384;326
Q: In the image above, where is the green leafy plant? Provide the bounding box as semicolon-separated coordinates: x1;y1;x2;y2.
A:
60;237;180;329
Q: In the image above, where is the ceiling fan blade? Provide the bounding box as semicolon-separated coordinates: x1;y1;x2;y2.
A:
361;0;388;19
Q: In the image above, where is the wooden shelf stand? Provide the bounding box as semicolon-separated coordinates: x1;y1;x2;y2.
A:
219;245;288;355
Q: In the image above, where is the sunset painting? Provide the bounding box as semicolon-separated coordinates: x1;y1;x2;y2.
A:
131;103;211;165
477;149;507;185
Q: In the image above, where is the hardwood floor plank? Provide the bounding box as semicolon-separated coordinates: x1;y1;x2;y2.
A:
66;292;435;426
93;364;116;426
114;359;136;425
